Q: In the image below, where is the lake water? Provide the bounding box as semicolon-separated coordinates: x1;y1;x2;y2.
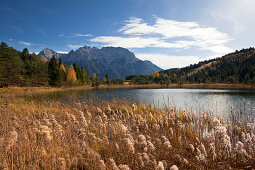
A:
30;88;255;117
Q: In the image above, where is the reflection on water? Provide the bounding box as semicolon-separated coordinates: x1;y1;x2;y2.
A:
25;88;255;117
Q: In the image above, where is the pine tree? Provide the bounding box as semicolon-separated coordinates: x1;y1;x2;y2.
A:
60;64;66;73
35;56;49;86
27;53;48;86
73;63;82;81
0;42;24;87
59;57;63;66
20;48;34;85
80;66;90;85
20;48;29;61
59;64;67;83
104;74;110;84
48;56;61;86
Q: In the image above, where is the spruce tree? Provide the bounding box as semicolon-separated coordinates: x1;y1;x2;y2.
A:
80;66;90;84
73;63;82;81
59;64;67;83
0;42;24;87
59;57;63;66
48;56;60;86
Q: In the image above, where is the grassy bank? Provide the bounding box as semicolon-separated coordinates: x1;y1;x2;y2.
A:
0;97;254;169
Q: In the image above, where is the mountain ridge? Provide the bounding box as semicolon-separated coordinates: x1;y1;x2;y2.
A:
38;46;162;79
126;47;255;85
144;60;163;72
160;47;255;84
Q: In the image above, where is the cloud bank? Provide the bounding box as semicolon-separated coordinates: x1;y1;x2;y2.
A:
91;17;233;54
136;53;201;69
67;44;83;49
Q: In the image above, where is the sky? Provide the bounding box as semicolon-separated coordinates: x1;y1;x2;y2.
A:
1;0;255;69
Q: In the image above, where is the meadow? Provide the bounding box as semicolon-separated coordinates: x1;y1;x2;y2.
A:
0;93;254;169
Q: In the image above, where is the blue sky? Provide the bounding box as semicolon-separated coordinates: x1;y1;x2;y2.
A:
1;0;255;69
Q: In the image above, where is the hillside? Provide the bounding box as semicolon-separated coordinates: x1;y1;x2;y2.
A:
161;47;255;84
127;47;255;85
38;46;162;79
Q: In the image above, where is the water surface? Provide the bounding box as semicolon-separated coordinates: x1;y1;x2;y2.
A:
27;88;255;117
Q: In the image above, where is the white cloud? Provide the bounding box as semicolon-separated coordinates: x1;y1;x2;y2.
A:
91;36;197;49
60;33;92;38
56;51;69;54
91;17;233;54
67;44;83;49
19;41;32;46
136;53;201;69
207;0;255;37
73;33;92;37
91;36;161;48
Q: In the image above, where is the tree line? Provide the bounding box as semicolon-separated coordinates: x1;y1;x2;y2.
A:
0;42;123;87
126;47;255;85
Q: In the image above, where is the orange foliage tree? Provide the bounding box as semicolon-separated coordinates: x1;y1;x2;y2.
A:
67;65;77;83
152;72;160;78
60;64;66;73
39;55;47;63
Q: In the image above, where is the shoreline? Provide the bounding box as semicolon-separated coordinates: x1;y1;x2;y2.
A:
0;83;254;95
99;83;255;90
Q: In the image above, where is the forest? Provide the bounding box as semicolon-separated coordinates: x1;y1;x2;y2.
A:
2;41;255;87
126;47;255;85
0;42;123;87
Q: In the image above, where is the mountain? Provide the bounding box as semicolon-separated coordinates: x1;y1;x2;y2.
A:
37;48;66;60
161;47;255;84
38;46;162;79
144;60;163;72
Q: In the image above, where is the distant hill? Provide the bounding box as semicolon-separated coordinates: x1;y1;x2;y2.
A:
126;47;255;84
38;46;162;79
161;47;255;84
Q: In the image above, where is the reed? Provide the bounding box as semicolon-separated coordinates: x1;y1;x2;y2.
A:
0;97;254;169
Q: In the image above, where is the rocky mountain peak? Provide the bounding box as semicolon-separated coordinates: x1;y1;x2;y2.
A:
38;45;162;78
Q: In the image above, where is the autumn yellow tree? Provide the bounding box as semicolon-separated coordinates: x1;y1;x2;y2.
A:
39;55;47;63
67;65;77;83
60;64;66;73
152;72;160;78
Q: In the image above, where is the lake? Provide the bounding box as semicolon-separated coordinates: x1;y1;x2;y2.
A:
28;88;255;118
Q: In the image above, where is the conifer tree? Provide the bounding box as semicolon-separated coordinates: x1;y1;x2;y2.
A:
35;56;49;86
59;57;63;66
48;56;60;86
0;42;24;87
73;63;82;81
60;64;66;73
80;66;90;84
59;64;67;83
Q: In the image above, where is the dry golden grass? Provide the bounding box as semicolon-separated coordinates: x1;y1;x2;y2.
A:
0;96;254;169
